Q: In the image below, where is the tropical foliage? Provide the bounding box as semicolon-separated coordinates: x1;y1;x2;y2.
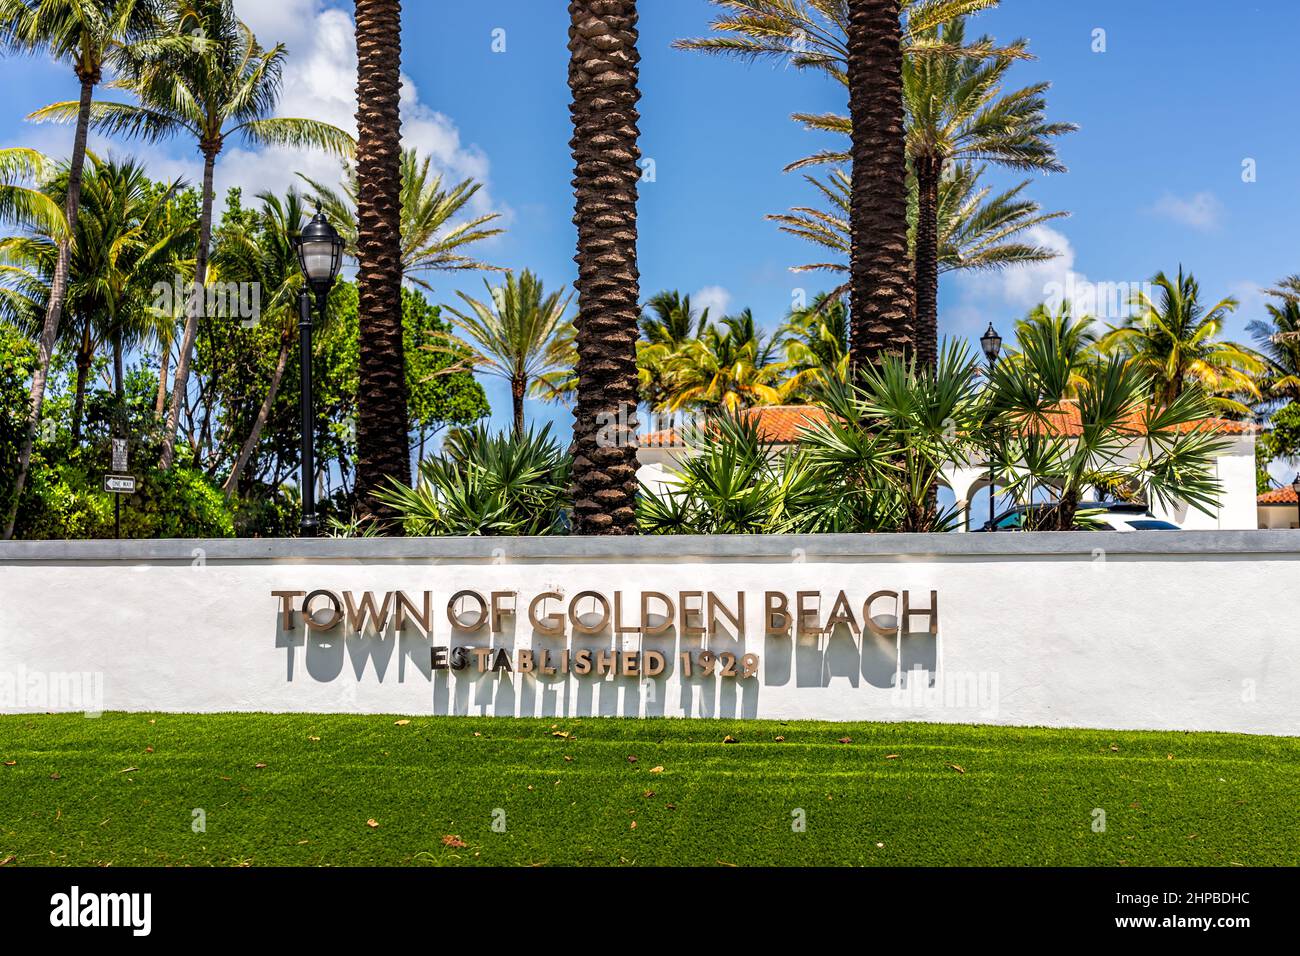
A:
432;270;573;436
377;423;570;536
0;0;1284;540
299;149;504;289
1097;268;1264;416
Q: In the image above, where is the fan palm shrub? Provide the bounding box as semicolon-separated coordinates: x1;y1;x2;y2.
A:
637;412;828;535
377;423;571;536
801;339;986;531
990;314;1229;530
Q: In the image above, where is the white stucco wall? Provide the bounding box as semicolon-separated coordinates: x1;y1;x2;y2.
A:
1;534;1297;735
1259;504;1298;530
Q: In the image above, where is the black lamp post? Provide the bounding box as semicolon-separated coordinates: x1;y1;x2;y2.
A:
980;323;1003;529
1292;473;1300;530
293;203;344;537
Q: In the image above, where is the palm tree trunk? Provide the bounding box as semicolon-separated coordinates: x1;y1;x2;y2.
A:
511;376;526;437
158;146;217;470
3;71;97;539
913;153;942;370
568;0;642;535
155;342;170;418
223;334;291;498
71;327;93;444
846;0;914;367
353;0;411;530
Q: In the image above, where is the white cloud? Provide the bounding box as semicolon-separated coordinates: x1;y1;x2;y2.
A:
955;225;1079;315
1147;191;1223;231
124;0;507;218
691;285;732;321
949;225;1155;327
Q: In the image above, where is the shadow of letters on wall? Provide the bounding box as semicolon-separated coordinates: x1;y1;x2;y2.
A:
272;586;940;718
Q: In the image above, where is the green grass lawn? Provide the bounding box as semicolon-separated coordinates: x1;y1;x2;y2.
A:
1;714;1296;866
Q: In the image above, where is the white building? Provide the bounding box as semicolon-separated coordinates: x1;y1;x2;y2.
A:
637;404;1262;531
1257;486;1299;530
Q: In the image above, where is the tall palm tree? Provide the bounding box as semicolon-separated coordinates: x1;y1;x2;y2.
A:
434;270;573;437
904;17;1074;367
298;149;504;291
211;190;309;496
1097;268;1264;416
1247;276;1300;407
31;0;355;470
0;157;191;439
0;0;164;539
676;0;1019;366
846;0;913;365
568;0;643;535
352;0;408;529
769;162;1066;297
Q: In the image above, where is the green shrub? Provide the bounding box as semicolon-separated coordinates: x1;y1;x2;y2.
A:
379;423;571;536
15;459;233;539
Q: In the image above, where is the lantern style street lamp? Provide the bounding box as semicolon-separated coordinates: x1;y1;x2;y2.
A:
980;323;1003;529
293;204;344;537
1292;473;1300;530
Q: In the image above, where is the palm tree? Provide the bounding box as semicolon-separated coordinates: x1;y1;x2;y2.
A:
0;158;191;439
1097;268;1264;416
640;290;710;346
352;0;408;529
211;190;309;496
568;0;643;534
0;0;164;539
845;0;913;365
663;311;798;412
298;149;504;291
635;290;711;422
676;0;1020;366
30;0;355;470
1247;276;1300;407
0;147;70;356
780;293;851;392
904;17;1074;367
0;149;69;238
769;162;1066;297
433;271;573;437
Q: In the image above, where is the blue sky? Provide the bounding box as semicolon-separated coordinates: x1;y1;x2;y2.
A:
2;0;1297;443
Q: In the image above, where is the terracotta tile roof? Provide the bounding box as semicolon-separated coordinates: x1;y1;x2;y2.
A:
1258;486;1298;505
1030;401;1258;437
639;405;832;447
639;402;1256;448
